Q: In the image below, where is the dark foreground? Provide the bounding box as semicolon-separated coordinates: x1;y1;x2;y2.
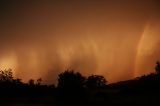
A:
1;70;160;106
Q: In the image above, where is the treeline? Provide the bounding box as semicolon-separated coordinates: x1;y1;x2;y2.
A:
0;62;160;106
0;69;107;88
0;69;107;105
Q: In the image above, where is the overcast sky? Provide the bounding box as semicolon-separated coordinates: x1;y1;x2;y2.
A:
0;0;160;84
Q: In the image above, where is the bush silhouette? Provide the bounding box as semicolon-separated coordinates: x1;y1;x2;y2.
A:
0;69;13;82
86;75;107;89
13;78;22;85
57;70;85;89
57;70;87;105
36;78;42;85
155;61;160;74
28;79;35;85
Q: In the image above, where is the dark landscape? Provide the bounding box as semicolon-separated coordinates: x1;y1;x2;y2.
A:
0;62;160;106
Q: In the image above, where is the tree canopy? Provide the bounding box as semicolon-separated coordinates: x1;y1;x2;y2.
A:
0;69;13;82
57;70;86;89
155;61;160;74
86;75;107;89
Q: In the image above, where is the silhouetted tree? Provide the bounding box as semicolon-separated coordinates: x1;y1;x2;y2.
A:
36;78;42;85
57;70;86;89
57;70;87;105
0;69;13;82
28;79;35;85
155;61;160;74
13;78;22;85
86;75;107;89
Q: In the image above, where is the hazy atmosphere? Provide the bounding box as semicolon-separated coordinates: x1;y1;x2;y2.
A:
0;0;160;84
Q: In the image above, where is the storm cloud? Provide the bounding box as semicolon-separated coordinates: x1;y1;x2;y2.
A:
0;0;160;84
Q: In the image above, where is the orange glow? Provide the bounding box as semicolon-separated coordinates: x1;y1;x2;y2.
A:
0;53;17;75
135;21;160;77
0;0;160;84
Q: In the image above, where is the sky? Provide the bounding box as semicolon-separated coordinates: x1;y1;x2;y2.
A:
0;0;160;84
